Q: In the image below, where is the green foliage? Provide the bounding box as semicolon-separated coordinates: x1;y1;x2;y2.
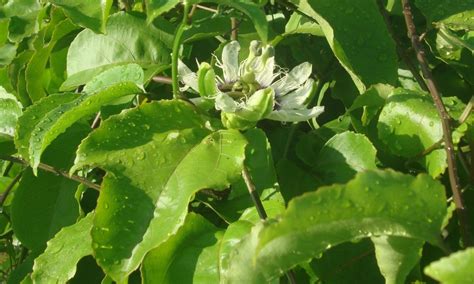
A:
424;247;474;284
0;0;472;283
223;170;446;283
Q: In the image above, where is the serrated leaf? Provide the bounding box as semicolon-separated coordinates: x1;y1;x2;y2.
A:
31;213;93;284
29;82;142;173
142;213;222;284
62;12;171;90
223;169;447;283
377;90;446;177
48;0;113;33
15;93;79;161
72;100;247;282
424;248;474;284
372;236;423;284
0;86;22;141
291;0;398;93
11;124;87;251
315;131;377;184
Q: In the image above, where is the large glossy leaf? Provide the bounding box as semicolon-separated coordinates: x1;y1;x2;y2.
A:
62;12;171;90
142;213;222;284
377;89;446;177
0;86;22;141
146;0;180;21
31;213;93;283
11;123;87;251
28;82;142;173
48;0;113;33
372;236;423;284
314;131;377;184
72;100;247;282
14;93;79;161
424;248;474;284
223;169;447;283
291;0;398;92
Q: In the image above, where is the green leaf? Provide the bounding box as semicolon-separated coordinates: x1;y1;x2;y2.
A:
0;86;22;141
0;0;42;43
377;90;446;177
11;123;87;251
424;247;474;284
15;93;79;161
72;100;247;282
82;63;144;94
415;0;474;29
284;12;323;37
25;18;78;102
291;0;398;92
372;236;423;284
146;0;180;22
31;213;94;283
62;12;171;90
29;82;142;173
142;213;222;284
188;0;268;43
48;0;113;33
314;131;377;184
223;169;447;283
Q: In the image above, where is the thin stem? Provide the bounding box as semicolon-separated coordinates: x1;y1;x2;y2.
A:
91;112;101;129
0;171;23;206
231;18;238;40
401;0;472;246
241;167;267;219
152;76;173;85
0;155;100;191
172;3;191;99
376;0;428;91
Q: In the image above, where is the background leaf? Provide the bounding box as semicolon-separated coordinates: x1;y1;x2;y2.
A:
424;247;474;284
62;12;171;89
48;0;113;33
31;213;94;283
291;0;398;92
142;213;222;284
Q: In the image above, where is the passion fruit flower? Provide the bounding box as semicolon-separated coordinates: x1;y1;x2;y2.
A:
178;40;324;129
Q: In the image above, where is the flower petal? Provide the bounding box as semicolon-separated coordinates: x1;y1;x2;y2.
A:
266;106;324;122
271;62;312;95
278;79;315;109
178;60;199;92
222;41;240;83
240;41;275;87
215;93;239;113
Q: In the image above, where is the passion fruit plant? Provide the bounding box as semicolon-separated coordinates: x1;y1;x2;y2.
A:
0;0;473;283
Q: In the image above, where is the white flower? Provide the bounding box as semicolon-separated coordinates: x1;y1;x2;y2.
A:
178;40;324;129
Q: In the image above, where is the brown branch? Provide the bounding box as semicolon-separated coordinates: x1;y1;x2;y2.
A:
401;0;472;246
0;171;23;206
152;76;173;85
376;0;428;91
0;155;100;191
231;18;239;41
